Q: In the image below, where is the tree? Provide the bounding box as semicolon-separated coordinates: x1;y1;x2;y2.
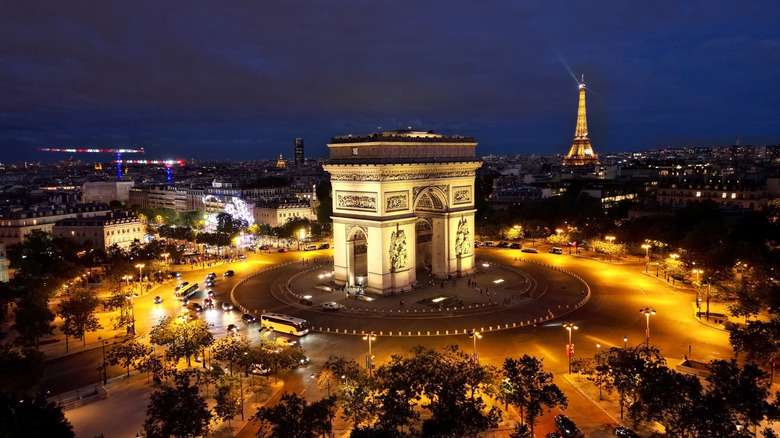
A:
211;335;249;376
0;345;45;398
12;292;55;350
706;359;780;433
632;363;702;436
254;391;333;438
106;338;153;377
730;318;780;382
0;391;75;438
149;316;214;366
214;377;242;428
596;347;665;421
58;289;102;348
502;355;567;436
143;373;212;438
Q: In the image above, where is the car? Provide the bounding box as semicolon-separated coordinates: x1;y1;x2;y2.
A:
260;245;270;250
305;244;317;251
174;281;189;291
172;272;182;278
614;427;639;438
238;254;247;259
483;241;495;247
277;338;297;347
181;298;189;306
153;296;163;304
521;248;539;253
204;279;215;287
509;243;522;249
206;272;216;279
188;303;203;312
318;243;330;249
322;301;342;311
546;434;563;438
223;270;234;276
497;242;509;248
227;324;239;333
221;301;233;311
278;248;288;253
549;247;564;254
208;290;215;298
204;298;214;308
241;313;257;323
250;363;271;375
298;355;310;365
554;414;580;438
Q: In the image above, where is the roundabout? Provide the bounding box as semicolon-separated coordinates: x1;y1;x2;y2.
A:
231;255;591;337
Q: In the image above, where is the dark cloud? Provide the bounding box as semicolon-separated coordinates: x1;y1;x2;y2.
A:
1;0;779;163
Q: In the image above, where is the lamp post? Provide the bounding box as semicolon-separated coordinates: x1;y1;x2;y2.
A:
362;331;376;377
298;229;305;251
640;307;656;347
135;263;145;292
126;293;136;335
98;338;108;384
623;336;628;348
161;252;169;265
642;244;650;271
605;236;615;262
468;329;482;364
562;322;578;374
692;268;702;284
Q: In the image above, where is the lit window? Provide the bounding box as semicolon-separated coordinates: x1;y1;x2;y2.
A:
695;191;701;197
722;193;727;198
731;193;737;199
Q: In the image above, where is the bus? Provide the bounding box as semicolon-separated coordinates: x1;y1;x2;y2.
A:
174;282;199;300
260;312;310;336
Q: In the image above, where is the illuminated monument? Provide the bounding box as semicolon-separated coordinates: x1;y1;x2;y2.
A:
323;130;481;295
563;75;599;166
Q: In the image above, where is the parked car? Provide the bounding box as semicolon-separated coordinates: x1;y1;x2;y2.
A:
227;324;239;333
509;243;522;249
153;296;163;304
223;270;234;276
305;245;317;251
614;427;639;438
322;301;342;311
278;248;288;253
221;301;233;311
318;243;330;249
251;363;271;375
483;241;495;247
549;247;564;254
521;248;539;253
555;414;580;438
260;245;270;250
497;242;509;248
241;313;257;323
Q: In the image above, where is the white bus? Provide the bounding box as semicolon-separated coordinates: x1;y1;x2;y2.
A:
174;282;199;300
260;312;310;336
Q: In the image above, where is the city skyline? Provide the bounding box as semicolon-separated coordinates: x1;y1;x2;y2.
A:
1;1;779;164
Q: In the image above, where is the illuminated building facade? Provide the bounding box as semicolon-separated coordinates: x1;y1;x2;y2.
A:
563;76;599;166
323;130;481;295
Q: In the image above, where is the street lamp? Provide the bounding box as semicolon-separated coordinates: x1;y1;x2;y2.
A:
640;307;656;347
135;263;145;284
605;236;616;262
126;293;136;335
122;275;133;287
298;228;306;250
161;252;169;265
362;331;376;377
692;268;703;284
468;329;482;364
623;336;628;348
98;337;108;384
562;322;578;374
642;244;651;271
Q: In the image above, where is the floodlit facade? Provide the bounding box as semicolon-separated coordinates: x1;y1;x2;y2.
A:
323;130;482;295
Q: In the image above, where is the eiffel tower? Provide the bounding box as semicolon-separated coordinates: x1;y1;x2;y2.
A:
563;75;599;166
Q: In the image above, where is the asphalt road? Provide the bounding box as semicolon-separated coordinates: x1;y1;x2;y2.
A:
44;245;734;436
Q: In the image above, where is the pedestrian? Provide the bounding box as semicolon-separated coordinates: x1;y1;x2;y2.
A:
400;300;404;306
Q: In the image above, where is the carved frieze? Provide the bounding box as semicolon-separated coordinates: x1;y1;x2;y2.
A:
330;169;476;182
336;191;377;212
389;225;408;272
384;191;409;212
453;186;472;204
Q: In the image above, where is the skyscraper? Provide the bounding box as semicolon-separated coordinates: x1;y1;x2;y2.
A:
563;76;599;166
294;138;304;167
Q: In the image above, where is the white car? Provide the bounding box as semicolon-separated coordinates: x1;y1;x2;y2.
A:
322;302;342;311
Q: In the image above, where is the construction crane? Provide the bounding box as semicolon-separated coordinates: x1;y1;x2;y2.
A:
118;159;186;183
39;147;145;180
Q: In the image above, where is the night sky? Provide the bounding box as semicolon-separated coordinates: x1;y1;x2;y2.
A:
1;1;779;164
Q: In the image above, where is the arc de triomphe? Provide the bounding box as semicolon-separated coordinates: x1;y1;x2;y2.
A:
323;130;482;295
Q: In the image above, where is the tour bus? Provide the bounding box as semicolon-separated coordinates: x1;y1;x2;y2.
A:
260;312;310;336
174;282;199;300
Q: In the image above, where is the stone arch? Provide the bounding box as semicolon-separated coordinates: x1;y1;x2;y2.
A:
415;218;433;269
346;226;368;287
413;186;448;212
